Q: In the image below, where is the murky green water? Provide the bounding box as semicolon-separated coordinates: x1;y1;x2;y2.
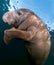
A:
0;0;54;65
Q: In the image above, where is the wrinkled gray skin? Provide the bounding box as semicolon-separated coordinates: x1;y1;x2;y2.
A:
2;8;51;65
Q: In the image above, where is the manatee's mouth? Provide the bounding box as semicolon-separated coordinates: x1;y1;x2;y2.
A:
11;22;19;28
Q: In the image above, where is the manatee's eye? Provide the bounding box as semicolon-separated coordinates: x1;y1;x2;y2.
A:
18;12;22;15
18;12;21;15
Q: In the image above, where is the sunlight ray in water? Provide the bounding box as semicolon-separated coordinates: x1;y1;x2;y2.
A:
7;0;20;11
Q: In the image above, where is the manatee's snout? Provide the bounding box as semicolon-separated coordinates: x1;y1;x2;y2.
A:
2;12;9;23
2;12;13;25
2;11;20;25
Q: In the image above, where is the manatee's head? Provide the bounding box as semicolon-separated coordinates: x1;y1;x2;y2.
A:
2;10;20;26
2;9;34;27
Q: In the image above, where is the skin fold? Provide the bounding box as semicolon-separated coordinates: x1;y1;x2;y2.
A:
2;8;51;65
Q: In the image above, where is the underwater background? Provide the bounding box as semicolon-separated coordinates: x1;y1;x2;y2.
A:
0;0;54;65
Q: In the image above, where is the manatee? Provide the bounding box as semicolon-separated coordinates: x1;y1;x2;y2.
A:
2;8;51;65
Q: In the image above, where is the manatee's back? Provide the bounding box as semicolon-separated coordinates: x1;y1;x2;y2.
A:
16;8;35;15
17;9;51;65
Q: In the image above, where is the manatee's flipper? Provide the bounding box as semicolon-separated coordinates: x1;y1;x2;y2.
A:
5;26;37;41
4;28;14;44
4;33;12;44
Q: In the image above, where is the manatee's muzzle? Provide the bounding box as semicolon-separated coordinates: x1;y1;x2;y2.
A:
2;14;7;23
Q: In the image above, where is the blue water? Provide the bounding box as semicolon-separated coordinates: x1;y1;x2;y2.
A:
0;0;54;65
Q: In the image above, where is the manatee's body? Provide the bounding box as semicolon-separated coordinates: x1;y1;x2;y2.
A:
2;8;51;65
